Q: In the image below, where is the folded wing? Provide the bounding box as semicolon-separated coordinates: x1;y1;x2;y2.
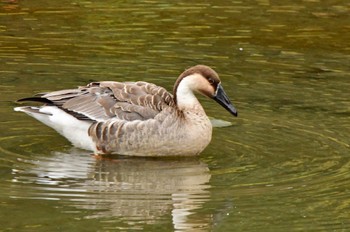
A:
18;81;175;122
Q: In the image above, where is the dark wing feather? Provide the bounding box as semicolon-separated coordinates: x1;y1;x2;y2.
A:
18;81;175;122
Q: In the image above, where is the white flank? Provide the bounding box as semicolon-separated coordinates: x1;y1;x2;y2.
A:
14;106;95;151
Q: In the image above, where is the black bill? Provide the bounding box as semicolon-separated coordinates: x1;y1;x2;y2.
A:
213;84;238;117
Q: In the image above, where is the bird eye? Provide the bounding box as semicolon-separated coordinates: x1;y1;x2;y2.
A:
208;78;215;85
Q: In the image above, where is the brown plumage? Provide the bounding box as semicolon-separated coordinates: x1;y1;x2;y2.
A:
14;65;237;156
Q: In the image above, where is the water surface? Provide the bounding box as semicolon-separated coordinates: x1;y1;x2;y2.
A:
1;0;349;231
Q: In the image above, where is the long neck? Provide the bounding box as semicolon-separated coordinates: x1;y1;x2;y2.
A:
173;76;205;113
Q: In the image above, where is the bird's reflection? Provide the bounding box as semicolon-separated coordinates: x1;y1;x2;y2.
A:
11;148;212;231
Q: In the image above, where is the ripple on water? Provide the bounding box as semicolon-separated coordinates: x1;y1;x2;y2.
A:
206;108;350;230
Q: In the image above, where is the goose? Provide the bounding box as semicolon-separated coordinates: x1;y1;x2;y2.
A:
14;65;237;156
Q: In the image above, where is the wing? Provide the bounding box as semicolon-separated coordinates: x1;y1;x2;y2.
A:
18;81;175;122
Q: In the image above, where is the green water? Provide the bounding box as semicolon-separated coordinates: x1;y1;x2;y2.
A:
1;0;349;231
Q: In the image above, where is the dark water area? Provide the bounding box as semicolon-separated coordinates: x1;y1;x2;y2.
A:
0;0;349;231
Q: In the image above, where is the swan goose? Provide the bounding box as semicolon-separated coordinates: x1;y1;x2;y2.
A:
14;65;237;156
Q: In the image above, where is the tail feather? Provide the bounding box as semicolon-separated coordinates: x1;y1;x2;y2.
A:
16;97;52;104
14;106;52;115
